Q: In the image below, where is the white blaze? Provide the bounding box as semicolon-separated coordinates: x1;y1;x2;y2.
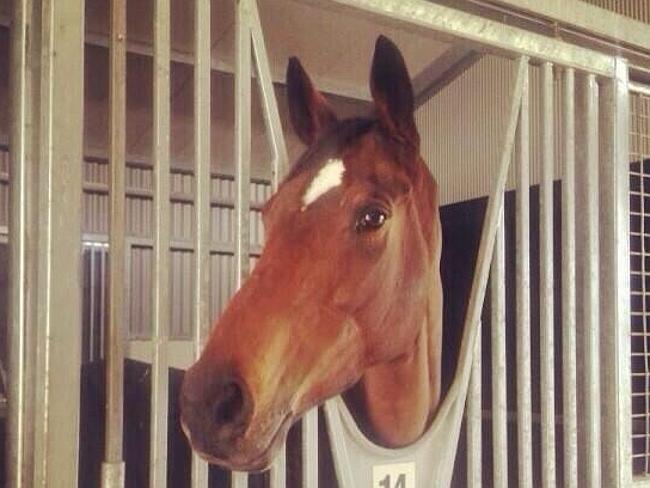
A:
301;158;345;209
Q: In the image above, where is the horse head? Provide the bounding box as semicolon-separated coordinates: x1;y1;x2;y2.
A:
180;35;443;471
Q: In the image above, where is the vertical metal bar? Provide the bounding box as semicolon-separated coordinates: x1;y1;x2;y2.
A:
192;0;211;486
515;61;533;488
302;409;319;488
576;71;601;487
234;0;252;290
491;213;507;488
561;67;578;488
249;0;289;188
600;58;632;488
466;321;482;488
249;1;290;484
539;61;556;488
233;2;252;487
150;0;171;486
103;0;127;485
7;1;36;486
29;1;85;486
456;55;527;409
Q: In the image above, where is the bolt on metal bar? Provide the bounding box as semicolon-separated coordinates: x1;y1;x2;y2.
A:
491;211;508;488
466;320;482;488
232;0;252;486
515;60;533;488
599;57;633;488
149;0;171;487
191;0;211;486
103;0;127;486
561;66;578;488
539;61;556;488
576;71;601;487
7;1;36;486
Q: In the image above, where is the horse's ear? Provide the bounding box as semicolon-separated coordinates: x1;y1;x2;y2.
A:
370;36;418;146
286;57;338;146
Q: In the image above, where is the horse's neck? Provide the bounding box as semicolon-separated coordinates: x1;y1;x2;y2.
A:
355;285;442;448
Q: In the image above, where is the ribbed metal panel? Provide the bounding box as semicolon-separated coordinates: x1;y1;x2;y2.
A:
170;250;194;339
415;56;564;205
128;246;153;338
580;0;650;24
209;253;237;322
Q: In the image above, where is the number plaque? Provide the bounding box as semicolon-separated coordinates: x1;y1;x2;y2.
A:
372;462;415;488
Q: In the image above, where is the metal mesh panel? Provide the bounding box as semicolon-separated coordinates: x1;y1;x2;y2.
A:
630;90;650;476
580;0;650;24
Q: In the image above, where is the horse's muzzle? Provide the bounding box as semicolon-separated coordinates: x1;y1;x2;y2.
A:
180;363;255;464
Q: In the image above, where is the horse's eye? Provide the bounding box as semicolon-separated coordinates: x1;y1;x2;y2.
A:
356;207;388;232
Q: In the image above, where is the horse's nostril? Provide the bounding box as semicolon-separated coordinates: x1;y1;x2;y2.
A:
213;381;245;426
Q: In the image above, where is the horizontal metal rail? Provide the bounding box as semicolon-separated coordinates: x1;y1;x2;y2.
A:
315;0;615;75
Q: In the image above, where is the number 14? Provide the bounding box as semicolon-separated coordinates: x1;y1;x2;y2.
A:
378;473;406;488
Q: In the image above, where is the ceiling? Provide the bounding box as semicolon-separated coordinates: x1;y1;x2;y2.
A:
0;0;454;178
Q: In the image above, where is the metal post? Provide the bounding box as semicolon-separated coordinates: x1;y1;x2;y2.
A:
491;212;507;488
24;1;85;486
466;321;482;488
7;1;36;486
539;61;556;488
561;67;578;488
575;71;601;487
233;1;252;486
103;0;127;485
192;0;211;486
600;57;633;488
150;0;171;486
515;61;533;488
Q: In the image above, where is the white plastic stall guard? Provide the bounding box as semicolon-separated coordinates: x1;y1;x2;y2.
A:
323;55;528;488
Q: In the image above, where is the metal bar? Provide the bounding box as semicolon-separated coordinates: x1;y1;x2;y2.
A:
630;81;650;97
234;0;252;289
466;320;482;488
7;0;36;485
30;1;85;486
149;0;171;486
102;0;127;485
313;0;615;76
302;410;319;488
491;212;507;488
539;61;556;488
576;71;601;487
515;61;533;488
191;0;211;485
561;66;578;488
249;2;290;483
600;57;633;488
249;0;289;189
232;3;252;486
457;55;527;375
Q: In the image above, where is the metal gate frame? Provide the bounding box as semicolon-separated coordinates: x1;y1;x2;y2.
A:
5;0;632;487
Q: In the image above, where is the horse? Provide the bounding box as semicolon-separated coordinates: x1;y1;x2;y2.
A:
180;35;443;472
